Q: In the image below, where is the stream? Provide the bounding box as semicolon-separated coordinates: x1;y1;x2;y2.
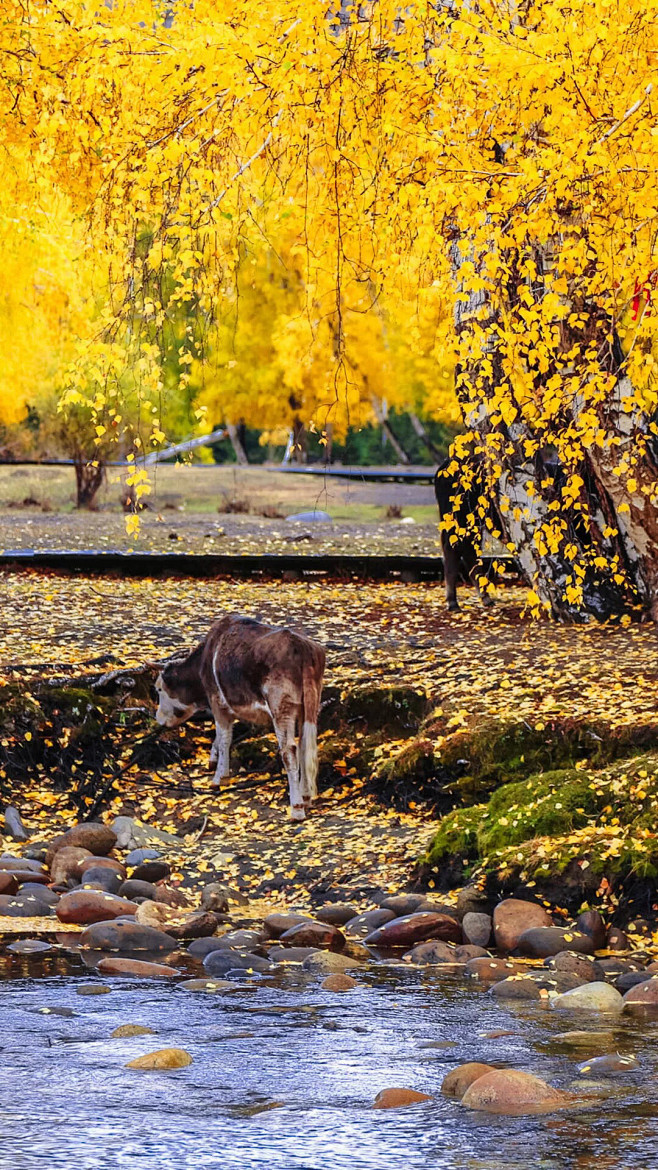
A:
2;961;658;1170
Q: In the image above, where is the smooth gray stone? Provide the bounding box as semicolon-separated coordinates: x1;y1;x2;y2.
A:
286;511;332;523
4;807;28;842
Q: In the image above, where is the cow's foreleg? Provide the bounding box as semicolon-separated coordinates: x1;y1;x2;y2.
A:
273;709;305;821
210;701;233;786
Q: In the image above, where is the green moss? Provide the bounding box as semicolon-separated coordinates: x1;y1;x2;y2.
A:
478;770;599;852
422;804;485;868
334;685;429;733
374;738;436;788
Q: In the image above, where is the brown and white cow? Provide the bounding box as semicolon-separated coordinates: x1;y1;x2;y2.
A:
154;615;326;821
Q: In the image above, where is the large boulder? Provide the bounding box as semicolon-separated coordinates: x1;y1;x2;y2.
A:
262;912;311;939
461;1069;572;1115
493;899;552;952
56;890;137;925
50;847;93;885
441;1063;496;1100
46;823;116;865
364;912;461;949
516;927;594;959
78;920;178;953
279;921;345;951
552;981;624;1013
344;909;395;939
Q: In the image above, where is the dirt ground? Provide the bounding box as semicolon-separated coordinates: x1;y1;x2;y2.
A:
0;463;438;556
2;572;658;911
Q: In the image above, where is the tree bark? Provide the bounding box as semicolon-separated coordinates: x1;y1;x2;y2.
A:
370;397;411;464
74;457;105;510
226;422;248;465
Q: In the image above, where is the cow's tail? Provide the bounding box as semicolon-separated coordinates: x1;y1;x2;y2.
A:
300;648;324;802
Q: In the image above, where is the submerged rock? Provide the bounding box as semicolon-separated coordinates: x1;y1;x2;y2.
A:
302;951;362;974
7;939;53;954
98;957;178;978
461;1069;572;1115
577;1054;639;1076
372;1088;432;1109
126;1048;192;1070
321;973;357;991
441;1063;496;1100
111;1024;156;1037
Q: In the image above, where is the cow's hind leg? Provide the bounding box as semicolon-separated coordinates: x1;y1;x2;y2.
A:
272;704;305;821
210;700;233;787
441;535;461;611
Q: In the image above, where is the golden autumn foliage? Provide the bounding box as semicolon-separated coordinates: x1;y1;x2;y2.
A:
1;0;657;611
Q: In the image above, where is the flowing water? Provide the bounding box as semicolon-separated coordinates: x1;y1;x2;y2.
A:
1;960;658;1170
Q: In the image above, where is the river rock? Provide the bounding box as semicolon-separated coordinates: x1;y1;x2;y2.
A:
119;879;158;902
455;945;491;962
372;1088;432;1109
214;929;262;949
0;870;49;889
517;928;595;959
46;822;117;865
98;957;178;978
546;951;604;982
187;937;231;958
616;972;652;993
79;856;127;878
152;884;189;909
81;867;123;895
607;926;630;951
78;920;178;953
111;1024;157;1037
462;912;492;948
163;912;218;941
7;939;53;954
130;860;170;883
203;950;270;976
0;872;18;895
461;1069;572;1115
199;883;232;913
344;909;395;939
403;940;458;965
262;912;311;938
279;921;345;951
315;902;358;926
125;848;161;866
455;885;493;919
441;1063;496;1099
302;950;362;973
379;894;426;917
4;806;28;841
552;981;624;1013
493;899;553;952
491;976;552;1002
364;912;461;949
56;890;137;925
126;1048;192;1070
578;1054;639;1076
50;846;93;885
321;973;357;991
622;977;658;1009
0;856;45;873
268;946;319;964
111;817;179;851
76;985;111;995
465;957;526;982
576;910;607;951
4;892;57;917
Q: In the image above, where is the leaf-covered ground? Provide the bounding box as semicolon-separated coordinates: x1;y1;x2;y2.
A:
2;571;658;917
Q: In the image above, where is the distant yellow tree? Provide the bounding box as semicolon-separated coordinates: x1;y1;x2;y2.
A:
2;0;657;616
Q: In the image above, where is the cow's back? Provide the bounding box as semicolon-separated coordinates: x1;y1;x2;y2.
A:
199;615;323;718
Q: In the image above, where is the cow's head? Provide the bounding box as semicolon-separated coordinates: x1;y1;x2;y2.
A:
154;658;204;728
